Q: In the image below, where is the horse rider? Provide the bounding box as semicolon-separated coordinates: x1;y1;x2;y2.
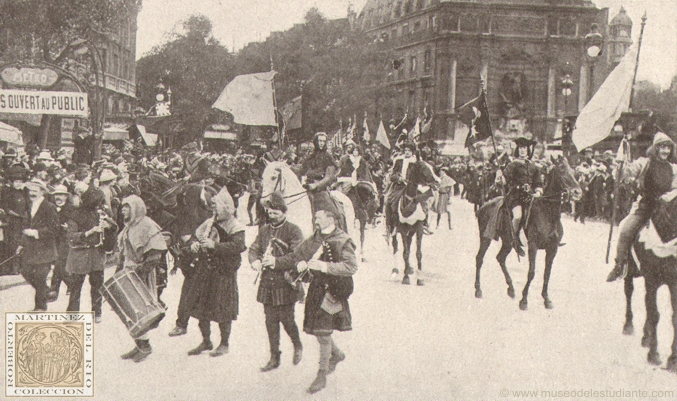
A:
607;132;677;282
495;136;543;257
386;140;437;235
297;132;346;230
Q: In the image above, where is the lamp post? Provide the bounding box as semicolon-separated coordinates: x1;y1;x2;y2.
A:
561;74;574;158
69;38;106;161
584;23;604;103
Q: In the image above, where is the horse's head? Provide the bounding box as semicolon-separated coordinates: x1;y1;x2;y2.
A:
548;155;582;202
262;161;291;198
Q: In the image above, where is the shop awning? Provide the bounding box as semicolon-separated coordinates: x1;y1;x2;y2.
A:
204;131;237;140
0;121;23;145
103;124;129;141
136;124;158;146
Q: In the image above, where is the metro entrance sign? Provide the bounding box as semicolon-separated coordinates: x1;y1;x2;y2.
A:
0;89;88;117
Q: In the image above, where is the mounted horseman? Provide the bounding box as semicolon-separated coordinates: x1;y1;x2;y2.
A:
335;140;378;259
297;132;347;231
607;132;677;282
495;136;543;257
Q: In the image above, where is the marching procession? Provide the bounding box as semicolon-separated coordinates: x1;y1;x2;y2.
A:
2;0;677;399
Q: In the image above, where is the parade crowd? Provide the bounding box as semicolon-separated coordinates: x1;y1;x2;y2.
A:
0;124;657;394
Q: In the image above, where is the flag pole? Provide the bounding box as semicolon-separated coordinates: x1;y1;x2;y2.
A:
605;12;647;263
479;78;498;157
270;54;282;149
628;12;648;112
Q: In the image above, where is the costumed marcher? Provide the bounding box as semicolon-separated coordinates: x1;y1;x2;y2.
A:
385;141;437;236
435;167;455;230
17;179;58;311
272;198;357;394
166;181;216;337
496;136;543;257
0;165;29;275
117;195;168;362
606;132;677;281
184;188;246;357
249;191;305;372
65;186;117;323
47;185;75;302
298;132;345;230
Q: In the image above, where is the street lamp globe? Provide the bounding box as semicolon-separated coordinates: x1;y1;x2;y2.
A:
585;23;604;58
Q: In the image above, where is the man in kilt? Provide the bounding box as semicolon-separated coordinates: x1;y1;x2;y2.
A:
272;197;357;394
249;191;305;372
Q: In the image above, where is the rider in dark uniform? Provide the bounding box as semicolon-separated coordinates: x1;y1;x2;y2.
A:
498;137;543;256
298;132;345;230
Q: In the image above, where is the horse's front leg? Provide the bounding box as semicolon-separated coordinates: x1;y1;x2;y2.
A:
414;225;424;286
541;243;558;309
401;230;413;285
667;283;677;372
390;231;400;279
496;238;515;299
360;219;367;263
623;268;636;335
643;280;661;366
519;243;538;311
475;237;492;299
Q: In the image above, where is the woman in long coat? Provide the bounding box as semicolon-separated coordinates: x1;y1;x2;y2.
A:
184;188;246;357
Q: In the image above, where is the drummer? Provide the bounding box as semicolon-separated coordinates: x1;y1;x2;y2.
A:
117;195;168;363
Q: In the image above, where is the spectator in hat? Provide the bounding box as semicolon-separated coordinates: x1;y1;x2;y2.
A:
0;165;29;275
17;179;58;311
249;191;305;372
47;185;74;302
98;169;119;219
33;162;49;184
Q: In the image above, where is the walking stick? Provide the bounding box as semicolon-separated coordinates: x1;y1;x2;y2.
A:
0;252;21;269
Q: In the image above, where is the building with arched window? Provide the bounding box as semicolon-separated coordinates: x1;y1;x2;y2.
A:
357;0;632;145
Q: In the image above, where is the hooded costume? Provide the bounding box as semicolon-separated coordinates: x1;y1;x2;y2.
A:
184;187;246;355
298;133;338;192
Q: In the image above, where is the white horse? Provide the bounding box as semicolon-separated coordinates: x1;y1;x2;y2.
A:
261;162;356;243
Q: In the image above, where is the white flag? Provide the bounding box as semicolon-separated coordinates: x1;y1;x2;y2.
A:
363;116;370;142
213;71;278;126
375;120;391;149
572;45;637;151
409;117;421;142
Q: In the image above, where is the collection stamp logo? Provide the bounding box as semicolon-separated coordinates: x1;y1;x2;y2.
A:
5;313;93;397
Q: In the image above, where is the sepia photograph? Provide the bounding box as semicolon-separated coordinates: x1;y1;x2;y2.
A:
1;0;677;399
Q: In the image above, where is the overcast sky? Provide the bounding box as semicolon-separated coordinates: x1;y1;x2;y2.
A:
137;0;676;88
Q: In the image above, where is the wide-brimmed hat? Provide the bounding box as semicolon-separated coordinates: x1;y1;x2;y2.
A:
36;151;54;161
513;136;536;158
24;179;48;193
99;168;117;183
51;184;69;195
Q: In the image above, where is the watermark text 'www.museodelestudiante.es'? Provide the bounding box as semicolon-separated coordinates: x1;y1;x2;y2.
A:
498;388;674;399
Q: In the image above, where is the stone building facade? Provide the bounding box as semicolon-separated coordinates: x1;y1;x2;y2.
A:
357;0;633;146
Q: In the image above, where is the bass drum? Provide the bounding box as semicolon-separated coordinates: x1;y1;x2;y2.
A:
101;269;165;338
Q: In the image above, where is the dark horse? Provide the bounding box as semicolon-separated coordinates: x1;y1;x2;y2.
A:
620;228;677;372
346;182;379;262
385;163;436;286
474;156;582;310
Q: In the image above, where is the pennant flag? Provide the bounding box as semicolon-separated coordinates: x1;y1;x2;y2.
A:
375;120;391;149
345;117;354;142
213;71;278;126
421;114;433;135
458;91;492;148
616;136;631;163
280;95;303;130
572;45;637;151
362;115;370;142
409;116;421;142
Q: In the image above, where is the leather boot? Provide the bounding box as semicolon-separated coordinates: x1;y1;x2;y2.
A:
327;351;345;374
606;259;627;282
260;351;281;372
132;340;152;363
188;339;213;356
306;369;328;394
209;344;229;357
120;344;140;360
